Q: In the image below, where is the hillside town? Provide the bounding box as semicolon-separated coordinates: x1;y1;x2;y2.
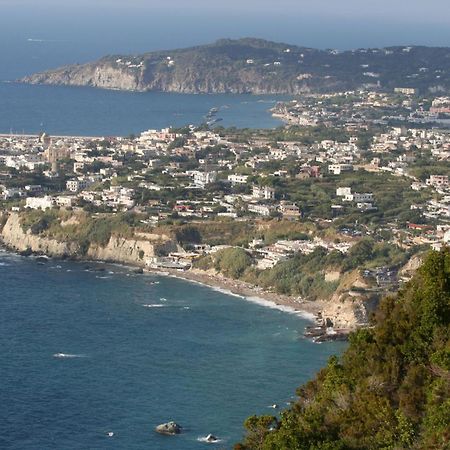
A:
0;90;449;330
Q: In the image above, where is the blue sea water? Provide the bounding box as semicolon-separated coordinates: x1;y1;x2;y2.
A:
0;82;285;137
0;250;345;449
0;32;285;136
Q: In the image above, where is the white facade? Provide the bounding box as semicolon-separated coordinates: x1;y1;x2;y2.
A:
66;179;91;192
426;175;449;188
228;174;249;185
248;203;274;217
336;187;352;197
344;193;374;203
252;185;275;200
25;196;55;210
328;164;353;175
193;171;217;187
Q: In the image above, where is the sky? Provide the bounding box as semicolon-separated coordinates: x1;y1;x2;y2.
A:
1;0;449;50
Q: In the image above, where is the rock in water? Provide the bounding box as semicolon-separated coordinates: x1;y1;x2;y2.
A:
155;421;181;435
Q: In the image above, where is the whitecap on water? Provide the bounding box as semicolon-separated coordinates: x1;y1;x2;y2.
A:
142;304;166;308
53;353;85;358
197;435;222;444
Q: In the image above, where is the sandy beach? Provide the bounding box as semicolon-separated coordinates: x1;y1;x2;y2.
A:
156;267;325;321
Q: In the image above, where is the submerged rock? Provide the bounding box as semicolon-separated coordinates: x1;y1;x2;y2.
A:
155;421;181;435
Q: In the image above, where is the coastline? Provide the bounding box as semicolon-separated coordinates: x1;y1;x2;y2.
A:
0;241;323;323
161;268;323;321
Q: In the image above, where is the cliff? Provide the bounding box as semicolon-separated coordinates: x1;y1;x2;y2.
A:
0;213;177;266
20;38;450;94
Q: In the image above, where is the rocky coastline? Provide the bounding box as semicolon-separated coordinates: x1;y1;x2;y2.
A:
0;212;369;340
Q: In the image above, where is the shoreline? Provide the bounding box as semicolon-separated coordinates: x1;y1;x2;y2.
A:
0;242;323;323
160;268;323;321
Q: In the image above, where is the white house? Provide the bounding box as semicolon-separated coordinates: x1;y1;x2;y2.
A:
25;196;55;210
344;193;374;203
228;174;249;185
252;185;275;200
336;187;352;197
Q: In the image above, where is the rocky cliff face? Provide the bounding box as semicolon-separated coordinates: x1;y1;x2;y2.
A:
1;213;78;257
20;38;450;94
320;270;379;329
0;213;177;266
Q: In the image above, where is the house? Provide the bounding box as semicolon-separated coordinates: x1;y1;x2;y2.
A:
344;193;374;203
248;203;274;217
279;201;301;219
228;174;249;185
252;185;275;200
66;178;92;192
25;196;55;210
336;187;352;197
426;175;448;188
193;171;217;187
328;164;353;175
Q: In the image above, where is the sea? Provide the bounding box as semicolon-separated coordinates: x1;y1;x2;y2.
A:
0;250;345;449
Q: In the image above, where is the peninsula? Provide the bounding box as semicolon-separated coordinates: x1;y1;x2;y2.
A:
20;38;450;94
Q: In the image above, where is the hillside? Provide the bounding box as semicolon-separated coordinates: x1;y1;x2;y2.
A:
21;38;450;94
236;248;450;450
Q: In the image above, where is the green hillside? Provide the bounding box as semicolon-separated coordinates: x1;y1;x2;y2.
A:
236;248;450;450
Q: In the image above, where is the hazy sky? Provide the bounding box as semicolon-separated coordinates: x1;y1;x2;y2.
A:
1;0;450;53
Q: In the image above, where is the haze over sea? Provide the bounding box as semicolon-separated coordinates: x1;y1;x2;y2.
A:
0;250;345;449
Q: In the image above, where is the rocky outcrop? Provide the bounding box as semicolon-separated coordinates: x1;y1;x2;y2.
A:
155;422;181;435
320;270;377;329
87;235;177;266
1;213;78;257
0;213;178;266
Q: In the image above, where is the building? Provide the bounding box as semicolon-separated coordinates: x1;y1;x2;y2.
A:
193;171;217;187
248;203;274;217
252;185;275;200
25;196;55;210
344;193;374;203
394;87;416;95
66;179;92;192
328;164;353;175
426;175;449;188
228;174;249;185
279;201;301;219
336;187;352;197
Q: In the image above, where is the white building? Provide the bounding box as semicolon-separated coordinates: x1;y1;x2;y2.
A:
193;171;217;187
25;196;55;210
66;179;92;192
252;185;275;200
248;203;274;217
426;175;449;188
344;193;374;203
228;174;249;185
328;164;353;175
336;187;352;197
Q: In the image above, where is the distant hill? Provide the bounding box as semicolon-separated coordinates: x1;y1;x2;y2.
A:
21;38;450;95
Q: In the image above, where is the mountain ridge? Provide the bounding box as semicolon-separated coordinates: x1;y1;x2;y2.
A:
20;38;450;94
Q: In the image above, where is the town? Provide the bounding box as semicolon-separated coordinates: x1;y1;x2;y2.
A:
0;89;449;334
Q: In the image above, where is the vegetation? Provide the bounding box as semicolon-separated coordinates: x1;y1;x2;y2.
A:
236;249;450;450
